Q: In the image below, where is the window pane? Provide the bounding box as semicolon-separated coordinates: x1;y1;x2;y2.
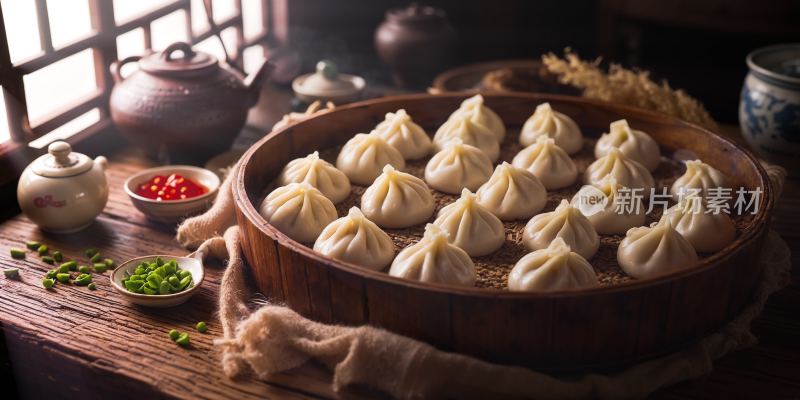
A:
220;26;238;59
193;33;236;65
1;0;42;63
29;108;101;149
113;0;180;25
24;48;97;125
193;37;226;65
151;9;188;52
212;0;236;23
116;28;146;79
191;0;210;36
242;0;263;40
242;45;264;74
117;28;146;60
0;88;10;144
47;0;93;49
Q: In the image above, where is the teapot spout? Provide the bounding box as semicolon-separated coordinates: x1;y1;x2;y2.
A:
94;156;108;171
244;59;276;107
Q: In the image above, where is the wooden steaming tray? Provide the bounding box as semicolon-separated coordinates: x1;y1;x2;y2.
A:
234;93;773;372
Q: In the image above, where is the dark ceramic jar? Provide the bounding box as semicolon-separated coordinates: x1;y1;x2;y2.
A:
375;4;458;88
109;42;274;161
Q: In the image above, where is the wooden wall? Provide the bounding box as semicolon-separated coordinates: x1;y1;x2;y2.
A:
283;0;800;124
284;0;597;84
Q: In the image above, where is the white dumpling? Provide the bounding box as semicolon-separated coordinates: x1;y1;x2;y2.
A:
508;237;596;291
425;138;493;194
519;102;583;155
389;224;476;287
511;135;578;190
523;199;600;260
665;196;736;253
617;215;698;279
361;165;435;229
570;174;645;235
259;182;338;243
336;132;406;186
447;94;506;141
433;112;500;162
669;160;734;203
584;147;654;199
313;207;395;271
277;151;351;204
434;188;505;257
476;162;547;221
373;109;431;160
594;119;660;172
271;100;326;132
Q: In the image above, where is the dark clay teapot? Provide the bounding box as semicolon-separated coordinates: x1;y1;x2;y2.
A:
375;3;458;88
109;42;275;161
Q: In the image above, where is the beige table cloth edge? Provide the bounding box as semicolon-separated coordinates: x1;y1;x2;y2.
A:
177;160;791;400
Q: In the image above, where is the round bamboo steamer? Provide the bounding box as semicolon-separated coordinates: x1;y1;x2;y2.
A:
234;93;773;372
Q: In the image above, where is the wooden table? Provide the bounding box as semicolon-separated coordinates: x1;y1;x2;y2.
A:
1;87;798;399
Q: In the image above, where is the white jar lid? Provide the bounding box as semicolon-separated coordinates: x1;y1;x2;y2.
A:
296;60;358;96
30;141;94;177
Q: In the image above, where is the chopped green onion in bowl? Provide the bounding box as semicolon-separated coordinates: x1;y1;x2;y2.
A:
122;258;194;296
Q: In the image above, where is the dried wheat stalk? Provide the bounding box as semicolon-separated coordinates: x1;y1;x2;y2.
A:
542;49;719;132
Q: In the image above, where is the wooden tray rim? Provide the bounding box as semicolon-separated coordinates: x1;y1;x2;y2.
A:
432;59;545;92
234;92;774;299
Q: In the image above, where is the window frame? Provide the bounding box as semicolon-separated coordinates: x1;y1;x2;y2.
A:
0;0;283;186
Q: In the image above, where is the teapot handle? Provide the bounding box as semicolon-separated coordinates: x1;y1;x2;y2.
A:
110;56;142;84
163;42;196;62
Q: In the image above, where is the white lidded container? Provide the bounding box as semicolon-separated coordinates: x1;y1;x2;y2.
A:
17;141;109;233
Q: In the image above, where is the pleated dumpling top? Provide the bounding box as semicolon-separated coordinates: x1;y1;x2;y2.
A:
594;119;660;172
508;238;597;291
433;111;500;162
584;147;654;198
433;188;506;257
389;224;477;288
519;102;583;155
512;135;578;190
570;174;645;235
669;160;734;204
373;109;431;160
259;182;338;243
446;94;506;142
361;165;435;229
313;207;395;271
664;196;736;253
336;132;405;186
476;162;547;221
277;151;351;204
425;138;493;194
617;216;698;279
523;199;600;260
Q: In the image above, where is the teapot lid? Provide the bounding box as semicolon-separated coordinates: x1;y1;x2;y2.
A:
31;141;94;177
139;42;219;78
387;3;447;24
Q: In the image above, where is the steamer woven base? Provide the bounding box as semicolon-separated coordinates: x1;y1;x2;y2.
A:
264;130;753;290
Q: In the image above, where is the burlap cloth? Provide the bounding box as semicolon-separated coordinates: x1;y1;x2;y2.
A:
176;160;790;400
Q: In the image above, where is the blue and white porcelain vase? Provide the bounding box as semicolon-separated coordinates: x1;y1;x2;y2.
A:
740;44;800;174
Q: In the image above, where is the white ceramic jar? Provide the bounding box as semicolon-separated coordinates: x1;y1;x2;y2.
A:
17;141;109;233
740;44;800;175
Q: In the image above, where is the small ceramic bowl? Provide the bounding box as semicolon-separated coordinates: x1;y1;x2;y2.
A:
110;246;207;307
125;165;220;223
